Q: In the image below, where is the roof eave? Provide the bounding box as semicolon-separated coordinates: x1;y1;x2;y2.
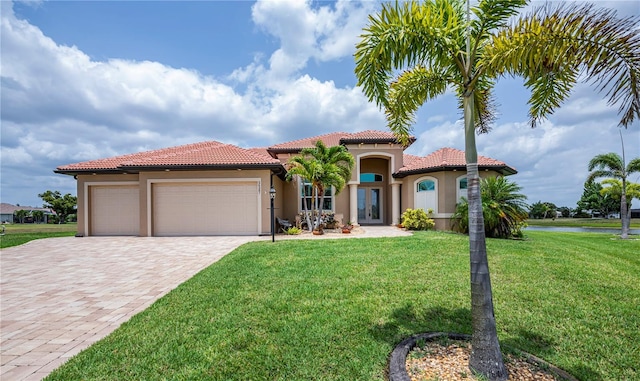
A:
393;165;517;178
119;163;285;172
340;136;416;148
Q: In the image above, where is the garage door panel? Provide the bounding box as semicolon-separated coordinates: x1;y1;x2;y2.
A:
153;182;259;236
91;186;139;236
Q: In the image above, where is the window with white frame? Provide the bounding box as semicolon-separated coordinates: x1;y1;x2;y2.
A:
457;175;468;202
300;181;333;211
415;177;437;213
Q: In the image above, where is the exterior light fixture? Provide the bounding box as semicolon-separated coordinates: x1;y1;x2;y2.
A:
270;186;276;242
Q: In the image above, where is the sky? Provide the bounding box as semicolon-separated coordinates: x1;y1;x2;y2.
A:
1;0;639;210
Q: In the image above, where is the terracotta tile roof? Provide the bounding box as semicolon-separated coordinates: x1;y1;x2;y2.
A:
340;130;415;145
268;130;415;152
56;141;280;173
267;132;349;151
54;132;515;178
397;147;516;176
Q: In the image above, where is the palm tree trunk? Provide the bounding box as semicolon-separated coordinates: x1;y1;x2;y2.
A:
464;94;507;380
620;178;629;239
300;178;313;232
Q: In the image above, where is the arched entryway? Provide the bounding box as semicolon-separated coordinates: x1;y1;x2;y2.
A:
348;154;401;226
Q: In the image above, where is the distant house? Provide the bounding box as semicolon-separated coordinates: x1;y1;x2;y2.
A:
0;203;55;223
55;130;517;237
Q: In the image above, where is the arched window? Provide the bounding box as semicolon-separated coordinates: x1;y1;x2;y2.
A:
457;175;468;202
414;177;437;213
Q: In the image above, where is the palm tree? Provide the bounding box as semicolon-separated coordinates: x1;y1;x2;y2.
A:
300;141;355;228
286;141;355;231
354;1;639;378
285;155;323;231
454;177;529;238
587;153;640;238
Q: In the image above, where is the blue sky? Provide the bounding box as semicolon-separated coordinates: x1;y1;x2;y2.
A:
1;0;639;210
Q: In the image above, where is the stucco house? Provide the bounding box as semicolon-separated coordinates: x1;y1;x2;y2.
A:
55;130;516;237
0;203;55;224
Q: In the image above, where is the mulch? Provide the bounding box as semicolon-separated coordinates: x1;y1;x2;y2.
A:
406;340;566;381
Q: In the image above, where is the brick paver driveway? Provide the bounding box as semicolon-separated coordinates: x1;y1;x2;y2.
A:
1;236;259;381
0;227;410;380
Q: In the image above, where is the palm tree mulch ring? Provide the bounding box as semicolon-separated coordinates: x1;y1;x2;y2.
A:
389;332;578;381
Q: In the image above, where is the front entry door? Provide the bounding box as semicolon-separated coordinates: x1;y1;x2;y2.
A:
357;187;383;224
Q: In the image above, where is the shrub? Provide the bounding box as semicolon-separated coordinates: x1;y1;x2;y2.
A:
452;177;529;238
401;208;435;230
284;226;302;235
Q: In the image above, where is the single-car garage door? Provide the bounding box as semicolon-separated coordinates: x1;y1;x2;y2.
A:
152;181;259;236
90;185;140;236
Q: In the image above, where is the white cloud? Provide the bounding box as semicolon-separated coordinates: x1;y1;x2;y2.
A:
250;0;376;79
0;0;385;206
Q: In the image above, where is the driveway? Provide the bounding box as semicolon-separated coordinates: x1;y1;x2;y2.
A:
0;227;411;380
0;236;260;381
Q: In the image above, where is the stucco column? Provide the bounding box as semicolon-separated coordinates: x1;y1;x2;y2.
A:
349;184;359;226
391;182;400;226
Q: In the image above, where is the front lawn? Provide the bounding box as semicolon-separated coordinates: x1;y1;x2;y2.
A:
0;223;77;249
45;231;639;380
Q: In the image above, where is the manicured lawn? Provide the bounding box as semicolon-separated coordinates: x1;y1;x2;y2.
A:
0;223;77;249
45;231;639;380
527;217;640;228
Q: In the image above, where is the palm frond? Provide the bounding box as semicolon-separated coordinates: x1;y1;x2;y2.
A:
482;3;640;127
471;0;526;38
354;0;466;108
588;152;624;172
387;66;450;143
627;158;640;174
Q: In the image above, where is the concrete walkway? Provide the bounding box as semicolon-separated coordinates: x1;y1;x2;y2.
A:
0;227;410;380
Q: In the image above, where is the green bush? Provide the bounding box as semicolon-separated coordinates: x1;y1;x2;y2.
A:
401;208;435;230
284;226;302;235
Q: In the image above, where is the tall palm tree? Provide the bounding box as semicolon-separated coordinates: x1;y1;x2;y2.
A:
354;1;639;378
587;153;640;239
454;177;529;238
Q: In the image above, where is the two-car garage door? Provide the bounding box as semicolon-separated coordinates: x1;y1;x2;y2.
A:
89;181;260;236
152;182;259;236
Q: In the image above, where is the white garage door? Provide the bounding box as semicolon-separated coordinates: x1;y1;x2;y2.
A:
152;182;259;236
91;186;140;236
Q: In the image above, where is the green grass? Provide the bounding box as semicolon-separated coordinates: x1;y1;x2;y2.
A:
0;223;77;248
45;231;639;381
527;217;640;228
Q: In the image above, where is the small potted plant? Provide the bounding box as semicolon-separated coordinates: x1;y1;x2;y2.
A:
341;221;354;234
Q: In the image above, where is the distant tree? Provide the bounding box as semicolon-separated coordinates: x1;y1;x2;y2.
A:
31;210;45;224
577;181;619;218
453;177;529;238
557;207;571;218
600;179;640;216
529;201;557;219
38;191;77;224
587;152;640;238
14;209;29;224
